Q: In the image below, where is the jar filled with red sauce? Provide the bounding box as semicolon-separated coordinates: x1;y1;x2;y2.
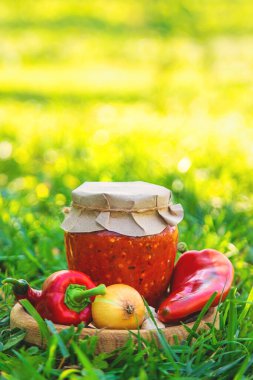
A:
62;181;183;307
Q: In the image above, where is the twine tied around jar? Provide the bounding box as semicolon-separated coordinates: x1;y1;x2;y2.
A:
63;201;178;216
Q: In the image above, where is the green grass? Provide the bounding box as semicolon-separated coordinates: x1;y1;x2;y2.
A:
0;0;253;378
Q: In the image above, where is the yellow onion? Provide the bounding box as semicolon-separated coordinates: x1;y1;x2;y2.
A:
91;284;145;330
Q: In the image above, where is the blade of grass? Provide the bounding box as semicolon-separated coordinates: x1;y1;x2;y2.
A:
186;291;218;345
19;299;50;344
212;356;245;376
234;354;253;380
71;341;100;380
192;339;205;366
143;299;179;372
180;323;199;340
227;288;237;353
23;247;45;273
12;349;46;380
45;319;70;358
2;328;26;351
0;255;25;262
43;334;58;376
238;286;253;324
171;378;198;380
220;298;229;329
59;368;81;380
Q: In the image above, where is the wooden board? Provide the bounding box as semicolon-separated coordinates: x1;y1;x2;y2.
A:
10;303;219;353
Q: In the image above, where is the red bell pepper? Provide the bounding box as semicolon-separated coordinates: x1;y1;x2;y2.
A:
157;249;234;323
3;270;106;325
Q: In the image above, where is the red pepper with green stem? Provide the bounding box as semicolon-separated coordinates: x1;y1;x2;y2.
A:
3;270;106;325
157;249;234;323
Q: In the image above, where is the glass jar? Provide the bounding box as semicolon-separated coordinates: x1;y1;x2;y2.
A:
62;181;183;307
65;226;178;307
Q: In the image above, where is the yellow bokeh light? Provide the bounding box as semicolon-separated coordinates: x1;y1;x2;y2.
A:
25;213;34;223
0;141;12;160
63;175;80;189
13;147;30;165
55;193;66;206
177;157;192;173
35;183;49;199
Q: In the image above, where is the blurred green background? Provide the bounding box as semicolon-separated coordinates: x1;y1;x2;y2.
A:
0;0;253;283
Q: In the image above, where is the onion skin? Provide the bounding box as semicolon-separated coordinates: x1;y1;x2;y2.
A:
91;284;145;330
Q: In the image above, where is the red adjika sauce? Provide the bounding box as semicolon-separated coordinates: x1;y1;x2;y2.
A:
65;226;178;307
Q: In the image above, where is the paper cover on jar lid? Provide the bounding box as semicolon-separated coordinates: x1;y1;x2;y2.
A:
61;181;184;237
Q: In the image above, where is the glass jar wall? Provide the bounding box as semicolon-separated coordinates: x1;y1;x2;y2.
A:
65;226;178;307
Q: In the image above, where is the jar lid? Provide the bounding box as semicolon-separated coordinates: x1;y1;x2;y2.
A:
61;181;184;236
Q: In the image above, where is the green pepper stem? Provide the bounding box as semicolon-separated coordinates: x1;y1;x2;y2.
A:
2;278;20;286
177;242;188;253
2;278;29;295
64;284;106;313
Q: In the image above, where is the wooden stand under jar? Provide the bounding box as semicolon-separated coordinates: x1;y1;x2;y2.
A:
10;303;219;353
